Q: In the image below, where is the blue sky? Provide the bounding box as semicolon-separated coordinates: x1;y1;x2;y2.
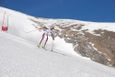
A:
0;0;115;22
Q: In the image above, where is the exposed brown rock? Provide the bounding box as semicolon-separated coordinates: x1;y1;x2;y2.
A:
57;25;115;67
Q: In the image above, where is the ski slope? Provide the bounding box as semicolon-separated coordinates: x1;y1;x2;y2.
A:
0;32;115;77
0;6;79;56
0;7;115;77
0;7;115;57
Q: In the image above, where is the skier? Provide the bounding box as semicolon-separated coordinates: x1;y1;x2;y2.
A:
1;12;9;32
36;26;55;48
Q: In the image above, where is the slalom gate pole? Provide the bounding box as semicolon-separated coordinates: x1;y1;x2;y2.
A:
7;15;9;26
2;12;6;26
6;15;9;32
1;12;7;31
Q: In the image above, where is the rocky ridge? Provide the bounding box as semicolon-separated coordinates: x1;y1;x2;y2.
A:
31;18;115;67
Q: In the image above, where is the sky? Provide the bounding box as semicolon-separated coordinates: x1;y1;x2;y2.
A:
0;0;115;22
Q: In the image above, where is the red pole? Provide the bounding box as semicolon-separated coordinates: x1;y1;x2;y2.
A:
1;12;8;32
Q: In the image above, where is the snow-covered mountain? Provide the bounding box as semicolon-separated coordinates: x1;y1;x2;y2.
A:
0;6;115;76
1;6;115;66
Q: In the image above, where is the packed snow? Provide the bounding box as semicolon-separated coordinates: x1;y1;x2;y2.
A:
0;29;115;77
0;6;115;77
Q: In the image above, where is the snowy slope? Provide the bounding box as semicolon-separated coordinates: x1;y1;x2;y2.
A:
0;32;115;77
1;6;115;57
0;7;79;56
81;22;115;35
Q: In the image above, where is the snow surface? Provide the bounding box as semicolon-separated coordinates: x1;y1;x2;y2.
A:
81;22;115;33
0;7;115;77
0;31;115;77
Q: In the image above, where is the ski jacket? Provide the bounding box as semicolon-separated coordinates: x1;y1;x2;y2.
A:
44;28;53;36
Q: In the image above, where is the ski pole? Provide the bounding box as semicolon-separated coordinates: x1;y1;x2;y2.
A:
51;39;54;51
25;25;41;33
25;29;37;33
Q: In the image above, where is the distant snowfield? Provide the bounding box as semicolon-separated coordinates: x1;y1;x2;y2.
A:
0;7;115;77
81;22;115;33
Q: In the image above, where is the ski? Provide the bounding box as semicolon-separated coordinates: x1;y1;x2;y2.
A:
37;45;66;56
